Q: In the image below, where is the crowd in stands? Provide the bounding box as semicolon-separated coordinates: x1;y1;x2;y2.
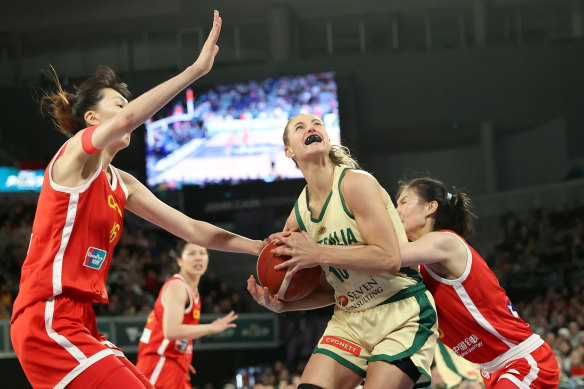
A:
156;72;338;125
2;194;584;387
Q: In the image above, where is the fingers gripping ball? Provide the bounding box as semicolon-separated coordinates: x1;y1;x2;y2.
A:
256;240;322;301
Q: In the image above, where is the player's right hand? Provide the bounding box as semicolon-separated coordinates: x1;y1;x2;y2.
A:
246;275;285;313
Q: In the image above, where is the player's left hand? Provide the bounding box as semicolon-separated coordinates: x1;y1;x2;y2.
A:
272;231;320;279
209;310;238;334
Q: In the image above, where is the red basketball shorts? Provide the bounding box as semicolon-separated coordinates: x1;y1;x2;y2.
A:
481;342;559;388
11;296;126;389
136;355;190;389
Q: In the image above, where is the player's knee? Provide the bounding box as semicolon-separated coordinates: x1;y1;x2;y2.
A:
298;384;325;389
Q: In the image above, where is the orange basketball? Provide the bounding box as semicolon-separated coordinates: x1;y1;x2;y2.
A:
256;239;322;301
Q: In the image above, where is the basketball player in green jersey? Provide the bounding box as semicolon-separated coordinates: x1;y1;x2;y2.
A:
247;113;438;389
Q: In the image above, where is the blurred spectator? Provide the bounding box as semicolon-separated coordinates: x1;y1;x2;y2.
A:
570;348;584;378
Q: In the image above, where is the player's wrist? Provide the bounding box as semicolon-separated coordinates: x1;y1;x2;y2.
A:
273;301;286;313
314;245;326;266
184;65;205;82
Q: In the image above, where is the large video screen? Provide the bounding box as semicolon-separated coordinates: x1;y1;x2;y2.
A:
145;72;341;189
0;167;44;192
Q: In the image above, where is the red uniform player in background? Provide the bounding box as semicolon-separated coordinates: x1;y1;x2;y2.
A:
136;242;238;389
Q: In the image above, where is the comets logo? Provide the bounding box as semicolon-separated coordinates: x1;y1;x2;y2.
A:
337;295;348;307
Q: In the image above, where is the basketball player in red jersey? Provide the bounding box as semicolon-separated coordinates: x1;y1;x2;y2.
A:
10;11;263;389
136;241;237;389
395;177;559;388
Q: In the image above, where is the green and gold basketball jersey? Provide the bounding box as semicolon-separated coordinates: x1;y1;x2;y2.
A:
294;164;424;312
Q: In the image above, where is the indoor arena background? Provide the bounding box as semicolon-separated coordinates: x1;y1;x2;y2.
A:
1;0;584;388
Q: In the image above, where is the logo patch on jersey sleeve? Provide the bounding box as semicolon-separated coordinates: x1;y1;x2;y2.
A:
83;247;107;270
321;336;361;356
507;301;519;318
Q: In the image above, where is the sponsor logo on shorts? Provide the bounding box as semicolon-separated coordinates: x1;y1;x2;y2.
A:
337;295;349;307
83;247;107;270
321;336;361;356
452;334;483;358
481;370;490;379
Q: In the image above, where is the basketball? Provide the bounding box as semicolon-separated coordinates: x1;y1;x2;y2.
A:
256;239;322;301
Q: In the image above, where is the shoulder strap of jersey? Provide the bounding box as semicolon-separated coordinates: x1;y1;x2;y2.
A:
294;186;308;232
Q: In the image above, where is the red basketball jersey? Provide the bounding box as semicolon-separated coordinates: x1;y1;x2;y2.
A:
420;230;542;367
137;275;201;373
12;142;127;322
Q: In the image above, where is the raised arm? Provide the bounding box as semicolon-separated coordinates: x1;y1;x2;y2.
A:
120;170;263;256
274;170;401;276
51;11;223;188
162;281;237;340
91;12;222;151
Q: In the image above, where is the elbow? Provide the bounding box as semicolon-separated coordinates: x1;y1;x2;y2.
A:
163;326;179;340
118;112;136;133
385;251;402;274
387;260;401;274
374;246;401;273
184;222;201;245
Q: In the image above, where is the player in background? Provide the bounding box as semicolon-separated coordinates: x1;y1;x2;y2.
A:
395;177;559;388
248;113;438;389
10;11;264;389
136;241;237;389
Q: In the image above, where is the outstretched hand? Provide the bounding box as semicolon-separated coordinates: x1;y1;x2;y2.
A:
193;10;222;76
246;275;285;313
209;310;238;334
272;231;321;279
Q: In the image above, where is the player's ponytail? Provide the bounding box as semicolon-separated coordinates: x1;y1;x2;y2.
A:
398;177;477;239
40;66;82;137
40;65;131;137
329;144;359;169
